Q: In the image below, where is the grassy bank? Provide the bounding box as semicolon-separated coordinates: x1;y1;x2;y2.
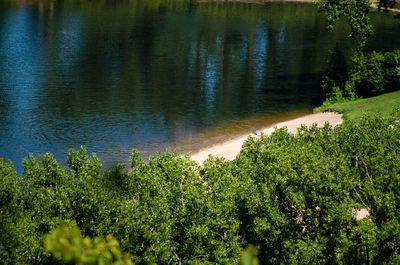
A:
315;90;400;121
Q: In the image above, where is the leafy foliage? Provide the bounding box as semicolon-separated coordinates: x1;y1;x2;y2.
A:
318;0;373;50
2;113;400;264
44;226;258;265
324;50;400;102
318;0;400;103
45;225;133;265
347;50;400;97
0;159;21;263
240;246;259;265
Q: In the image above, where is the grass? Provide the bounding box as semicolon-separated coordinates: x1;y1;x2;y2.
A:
314;90;400;121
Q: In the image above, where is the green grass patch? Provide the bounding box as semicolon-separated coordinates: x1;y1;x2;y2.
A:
315;90;400;121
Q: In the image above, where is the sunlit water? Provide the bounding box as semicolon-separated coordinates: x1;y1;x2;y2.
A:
0;0;399;172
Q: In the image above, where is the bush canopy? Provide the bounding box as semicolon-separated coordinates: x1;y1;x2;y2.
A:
1;113;400;264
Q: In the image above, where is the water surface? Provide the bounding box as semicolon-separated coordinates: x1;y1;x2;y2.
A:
1;0;399;172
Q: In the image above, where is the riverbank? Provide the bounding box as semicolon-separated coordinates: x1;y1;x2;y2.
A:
315;90;400;121
191;90;400;164
190;111;343;164
197;0;315;3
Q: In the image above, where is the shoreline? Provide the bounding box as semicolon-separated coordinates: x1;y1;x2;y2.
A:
197;0;315;3
190;112;343;164
197;0;400;12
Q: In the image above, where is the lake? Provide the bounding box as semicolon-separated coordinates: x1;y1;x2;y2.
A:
1;0;399;172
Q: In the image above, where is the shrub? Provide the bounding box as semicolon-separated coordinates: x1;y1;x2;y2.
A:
2;113;400;264
45;224;133;265
325;50;400;103
349;50;400;97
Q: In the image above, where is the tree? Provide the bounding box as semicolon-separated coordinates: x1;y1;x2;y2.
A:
318;0;373;51
319;0;400;101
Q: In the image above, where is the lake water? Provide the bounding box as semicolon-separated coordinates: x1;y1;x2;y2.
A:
1;0;399;172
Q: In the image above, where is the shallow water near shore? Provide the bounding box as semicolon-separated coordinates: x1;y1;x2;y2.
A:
0;0;399;172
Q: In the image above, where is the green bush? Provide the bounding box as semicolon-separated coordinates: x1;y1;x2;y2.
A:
44;225;260;265
45;225;133;265
2;113;400;264
325;50;400;103
349;50;400;97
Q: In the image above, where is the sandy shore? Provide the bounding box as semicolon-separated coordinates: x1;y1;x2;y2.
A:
190;112;343;164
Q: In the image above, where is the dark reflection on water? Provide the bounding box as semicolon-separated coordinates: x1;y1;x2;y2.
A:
0;0;399;172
